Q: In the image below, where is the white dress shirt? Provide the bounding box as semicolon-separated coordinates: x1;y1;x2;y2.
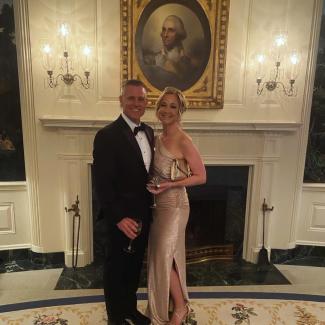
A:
121;113;152;172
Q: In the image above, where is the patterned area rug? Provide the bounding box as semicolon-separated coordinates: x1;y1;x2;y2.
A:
1;292;325;324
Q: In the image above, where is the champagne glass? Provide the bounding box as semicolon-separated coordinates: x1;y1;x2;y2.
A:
124;218;142;254
148;176;160;208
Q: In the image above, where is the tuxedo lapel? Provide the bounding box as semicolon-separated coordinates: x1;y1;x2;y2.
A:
144;124;155;171
116;115;148;172
144;125;154;148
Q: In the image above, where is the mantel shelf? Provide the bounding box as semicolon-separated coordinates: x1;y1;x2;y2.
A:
39;116;302;132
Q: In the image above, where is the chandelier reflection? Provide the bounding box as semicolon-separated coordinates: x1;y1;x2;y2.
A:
41;23;92;89
255;32;300;97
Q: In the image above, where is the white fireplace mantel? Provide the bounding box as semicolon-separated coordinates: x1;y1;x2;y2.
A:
39;116;301;132
36;113;303;266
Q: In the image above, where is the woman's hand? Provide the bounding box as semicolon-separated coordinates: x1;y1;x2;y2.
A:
146;180;172;194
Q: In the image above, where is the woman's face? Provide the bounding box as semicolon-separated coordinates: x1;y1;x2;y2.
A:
157;93;180;125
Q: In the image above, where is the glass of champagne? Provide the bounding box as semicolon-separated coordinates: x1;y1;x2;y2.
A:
124;218;142;254
148;176;160;208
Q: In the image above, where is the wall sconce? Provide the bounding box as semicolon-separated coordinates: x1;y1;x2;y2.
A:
41;23;92;89
255;32;300;97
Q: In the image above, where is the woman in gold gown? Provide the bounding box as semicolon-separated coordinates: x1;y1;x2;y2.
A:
146;87;206;325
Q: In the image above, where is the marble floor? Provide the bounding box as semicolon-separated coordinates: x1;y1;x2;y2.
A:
55;260;290;290
1;264;325;307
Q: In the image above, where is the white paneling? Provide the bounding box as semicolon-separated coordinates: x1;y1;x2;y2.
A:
289;0;323;246
224;0;250;105
96;0;120;102
297;184;325;245
0;203;15;233
311;205;325;229
0;183;31;248
14;0;41;250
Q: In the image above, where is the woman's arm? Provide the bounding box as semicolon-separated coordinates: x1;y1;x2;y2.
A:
177;135;206;186
148;135;206;194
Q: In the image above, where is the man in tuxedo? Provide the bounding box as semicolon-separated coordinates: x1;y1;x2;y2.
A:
93;79;154;325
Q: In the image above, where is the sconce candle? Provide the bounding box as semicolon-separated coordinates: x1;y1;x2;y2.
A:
82;45;92;72
256;54;266;80
59;23;69;51
42;44;52;70
272;32;287;63
288;52;300;80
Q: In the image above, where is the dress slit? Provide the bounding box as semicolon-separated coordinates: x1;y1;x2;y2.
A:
172;257;188;304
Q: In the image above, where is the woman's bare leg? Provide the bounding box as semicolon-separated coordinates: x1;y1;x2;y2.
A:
169;263;187;324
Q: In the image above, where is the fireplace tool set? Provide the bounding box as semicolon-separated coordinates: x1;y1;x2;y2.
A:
258;198;274;266
65;195;81;269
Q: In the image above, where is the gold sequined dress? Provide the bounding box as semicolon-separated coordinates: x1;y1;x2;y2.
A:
146;136;190;324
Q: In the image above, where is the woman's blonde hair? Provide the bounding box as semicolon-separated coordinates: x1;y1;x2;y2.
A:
156;87;188;117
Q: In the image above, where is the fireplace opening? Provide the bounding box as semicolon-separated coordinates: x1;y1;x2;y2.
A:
186;166;249;263
92;165;249;264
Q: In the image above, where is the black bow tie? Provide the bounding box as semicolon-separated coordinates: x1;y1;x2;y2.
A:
133;124;145;135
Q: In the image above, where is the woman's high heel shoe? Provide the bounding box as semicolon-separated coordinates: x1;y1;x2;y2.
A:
184;304;196;325
170;303;197;325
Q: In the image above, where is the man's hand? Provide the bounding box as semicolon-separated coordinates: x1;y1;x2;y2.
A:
117;217;139;239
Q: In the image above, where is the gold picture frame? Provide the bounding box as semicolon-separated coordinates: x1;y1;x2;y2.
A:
121;0;229;109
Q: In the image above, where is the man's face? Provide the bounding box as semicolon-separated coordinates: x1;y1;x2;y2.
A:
119;85;147;124
161;19;177;50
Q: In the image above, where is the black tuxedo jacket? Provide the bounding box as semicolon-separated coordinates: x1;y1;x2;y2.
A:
93;115;154;227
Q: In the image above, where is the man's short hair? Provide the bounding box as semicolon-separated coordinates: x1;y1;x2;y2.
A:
163;15;187;41
121;79;147;95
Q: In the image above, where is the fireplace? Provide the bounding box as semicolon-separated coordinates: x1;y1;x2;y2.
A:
40;117;291;266
92;166;249;264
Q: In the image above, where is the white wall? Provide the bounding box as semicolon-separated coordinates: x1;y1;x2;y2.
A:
1;0;323;262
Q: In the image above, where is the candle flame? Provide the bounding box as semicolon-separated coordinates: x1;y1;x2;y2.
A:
274;34;287;47
83;46;91;57
257;54;265;63
59;24;69;37
290;53;299;65
42;44;52;54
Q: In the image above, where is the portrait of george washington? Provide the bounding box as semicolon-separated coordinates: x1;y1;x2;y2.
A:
135;2;211;91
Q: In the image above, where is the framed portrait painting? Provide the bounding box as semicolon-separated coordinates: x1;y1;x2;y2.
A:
121;0;230;109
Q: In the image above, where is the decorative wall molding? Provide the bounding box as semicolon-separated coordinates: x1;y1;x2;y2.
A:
310;203;325;229
0;203;16;234
297;180;325;244
296;240;325;246
303;183;325;191
291;0;324;244
14;0;42;248
0;243;31;250
0;182;27;191
224;0;251;106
